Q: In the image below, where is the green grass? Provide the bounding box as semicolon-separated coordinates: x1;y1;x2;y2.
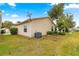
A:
0;32;79;56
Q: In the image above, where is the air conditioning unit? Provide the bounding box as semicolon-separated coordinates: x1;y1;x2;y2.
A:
34;32;42;38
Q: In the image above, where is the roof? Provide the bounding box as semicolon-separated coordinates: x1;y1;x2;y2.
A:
14;17;49;26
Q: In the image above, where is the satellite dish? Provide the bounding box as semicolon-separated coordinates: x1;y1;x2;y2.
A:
26;12;32;20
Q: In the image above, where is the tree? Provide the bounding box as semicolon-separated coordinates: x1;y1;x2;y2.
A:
48;3;64;32
48;3;64;19
77;26;79;28
56;14;75;32
17;21;21;24
48;3;75;33
66;14;75;28
2;21;13;29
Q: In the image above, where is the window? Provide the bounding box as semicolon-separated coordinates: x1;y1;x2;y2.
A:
24;25;27;32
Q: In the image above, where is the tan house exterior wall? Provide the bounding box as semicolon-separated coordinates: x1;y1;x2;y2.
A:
16;17;53;37
16;23;32;37
30;18;53;37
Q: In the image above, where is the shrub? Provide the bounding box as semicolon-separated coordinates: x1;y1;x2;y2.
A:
47;31;57;35
47;31;65;35
47;31;53;35
58;32;65;35
10;28;18;35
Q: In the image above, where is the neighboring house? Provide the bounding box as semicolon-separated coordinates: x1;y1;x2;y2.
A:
1;28;11;35
15;17;55;37
73;27;79;32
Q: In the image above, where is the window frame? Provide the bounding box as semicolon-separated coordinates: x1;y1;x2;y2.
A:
24;25;27;32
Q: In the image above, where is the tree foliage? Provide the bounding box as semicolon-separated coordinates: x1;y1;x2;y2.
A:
48;3;76;32
2;21;13;29
48;3;64;19
57;14;75;32
10;28;18;35
17;21;21;24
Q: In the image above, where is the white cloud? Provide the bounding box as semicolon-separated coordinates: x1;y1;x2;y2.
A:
49;3;79;9
8;3;16;7
3;19;16;23
43;11;47;15
64;4;79;9
2;10;5;13
3;18;20;24
5;13;9;16
11;14;19;18
0;2;16;7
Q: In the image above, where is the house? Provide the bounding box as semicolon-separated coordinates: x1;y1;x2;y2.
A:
72;27;79;32
15;17;55;37
1;28;11;35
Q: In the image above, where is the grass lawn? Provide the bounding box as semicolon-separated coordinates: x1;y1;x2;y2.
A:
0;32;79;56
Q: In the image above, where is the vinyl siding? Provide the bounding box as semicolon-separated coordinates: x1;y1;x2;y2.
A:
16;18;53;37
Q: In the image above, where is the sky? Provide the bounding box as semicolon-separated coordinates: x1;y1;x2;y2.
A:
0;3;79;26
